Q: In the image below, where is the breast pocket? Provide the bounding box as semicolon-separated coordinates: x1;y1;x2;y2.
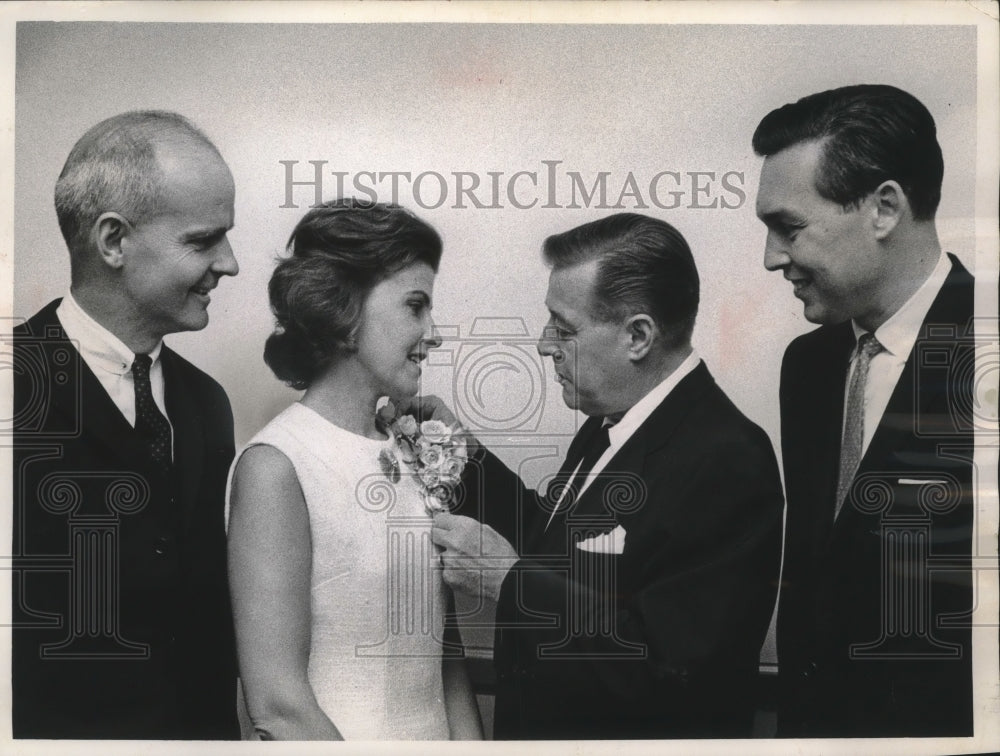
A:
849;471;962;523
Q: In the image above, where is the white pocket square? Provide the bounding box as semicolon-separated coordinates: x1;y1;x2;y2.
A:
897;478;948;486
575;524;627;554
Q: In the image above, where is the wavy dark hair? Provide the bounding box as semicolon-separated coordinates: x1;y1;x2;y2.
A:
752;84;943;221
542;213;699;349
264;198;442;389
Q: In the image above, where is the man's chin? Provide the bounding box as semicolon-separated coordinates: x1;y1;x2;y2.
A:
802;307;824;325
560;383;579;410
803;304;850;326
562;385;606;417
175;311;211;333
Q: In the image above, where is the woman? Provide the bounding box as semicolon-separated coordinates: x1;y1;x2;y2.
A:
227;199;483;740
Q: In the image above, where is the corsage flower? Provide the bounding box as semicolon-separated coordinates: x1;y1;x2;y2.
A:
377;400;469;514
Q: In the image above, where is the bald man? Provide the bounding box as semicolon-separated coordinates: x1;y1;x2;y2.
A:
11;111;241;738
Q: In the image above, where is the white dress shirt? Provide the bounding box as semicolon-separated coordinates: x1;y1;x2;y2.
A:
548;349;701;524
845;252;951;454
56;292;173;450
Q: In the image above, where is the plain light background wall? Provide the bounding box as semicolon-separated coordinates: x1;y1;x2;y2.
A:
11;20;983;667
14;23;977;454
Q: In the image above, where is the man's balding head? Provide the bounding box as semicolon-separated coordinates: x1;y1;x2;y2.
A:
54;110;224;263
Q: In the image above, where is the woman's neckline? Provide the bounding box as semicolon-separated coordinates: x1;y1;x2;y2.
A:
294;402;391;444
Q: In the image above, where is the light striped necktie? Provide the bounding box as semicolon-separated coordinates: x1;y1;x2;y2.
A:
835;332;884;520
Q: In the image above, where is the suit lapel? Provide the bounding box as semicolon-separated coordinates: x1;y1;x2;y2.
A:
529;417;604;551
836;255;973;534
806;324;854;545
567;362;714;523
76;355;142;464
162;348;204;531
22;301;142;467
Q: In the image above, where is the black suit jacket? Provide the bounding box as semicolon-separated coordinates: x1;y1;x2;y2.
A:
465;362;783;739
776;254;975;737
11;299;240;739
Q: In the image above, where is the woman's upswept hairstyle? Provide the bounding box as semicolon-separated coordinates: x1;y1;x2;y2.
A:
264;198;442;389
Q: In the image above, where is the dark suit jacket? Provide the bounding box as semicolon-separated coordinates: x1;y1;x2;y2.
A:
776;254;975;737
11;299;240;739
464;362;783;739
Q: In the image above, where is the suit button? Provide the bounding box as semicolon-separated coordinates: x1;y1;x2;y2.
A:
153;537;170;556
801;661;819;679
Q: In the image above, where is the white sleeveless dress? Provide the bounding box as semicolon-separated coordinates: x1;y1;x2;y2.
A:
227;402;450;740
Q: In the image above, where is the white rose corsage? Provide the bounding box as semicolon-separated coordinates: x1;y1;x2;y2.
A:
376;400;470;514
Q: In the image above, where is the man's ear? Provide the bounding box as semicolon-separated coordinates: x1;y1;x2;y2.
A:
624;314;656;361
871;180;906;240
94;212;130;270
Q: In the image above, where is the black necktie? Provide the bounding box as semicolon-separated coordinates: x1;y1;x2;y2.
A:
132;354;172;472
572;423;613;492
547;422;613;529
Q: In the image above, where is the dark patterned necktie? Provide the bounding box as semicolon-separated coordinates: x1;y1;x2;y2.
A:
132;354;172;472
835;333;884;519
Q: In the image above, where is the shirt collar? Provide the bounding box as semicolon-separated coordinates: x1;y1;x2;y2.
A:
851;251;951;360
57;291;163;376
606;349;701;449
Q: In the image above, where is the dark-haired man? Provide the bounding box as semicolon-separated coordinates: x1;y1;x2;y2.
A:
753;84;974;737
430;213;784;738
11;111;241;738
